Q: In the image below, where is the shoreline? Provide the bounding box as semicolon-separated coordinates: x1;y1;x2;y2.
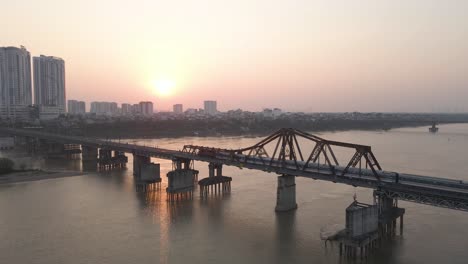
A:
0;170;84;185
85;121;465;140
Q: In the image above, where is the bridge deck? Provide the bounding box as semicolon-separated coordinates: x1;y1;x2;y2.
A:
2;128;468;211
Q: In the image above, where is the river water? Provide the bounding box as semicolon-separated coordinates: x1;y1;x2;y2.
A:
1;124;468;264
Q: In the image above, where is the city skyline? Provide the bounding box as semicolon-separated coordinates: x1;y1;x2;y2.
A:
1;44;466;114
2;1;468;112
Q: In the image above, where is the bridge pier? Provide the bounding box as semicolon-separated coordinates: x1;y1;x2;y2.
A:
98;149;112;170
113;151;128;168
98;149;127;170
63;144;81;159
337;194;405;260
172;158;199;181
133;154;150;177
82;146;98;161
135;158;161;192
198;163;232;198
275;174;297;212
167;159;198;201
81;146;98;171
375;194;405;238
338;201;379;259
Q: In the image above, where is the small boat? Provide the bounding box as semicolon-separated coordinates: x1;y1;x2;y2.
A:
429;122;439;133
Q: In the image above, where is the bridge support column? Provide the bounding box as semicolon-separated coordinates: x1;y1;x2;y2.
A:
198;163;232;198
374;191;405;238
275;174;297;212
137;161;161;192
63;144;81;159
97;149;112;170
133;154;150;177
167;159;198;201
338;201;379;259
112;151;128;169
82;146;98;161
133;154;160;191
98;149;127;170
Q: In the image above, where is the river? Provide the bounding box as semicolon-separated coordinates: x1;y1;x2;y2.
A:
1;123;468;264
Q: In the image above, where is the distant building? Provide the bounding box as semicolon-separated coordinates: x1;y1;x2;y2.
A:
132;104;140;115
204;100;217;115
173;104;183;114
67;100;86;114
33;55;66;114
139;101;153;115
90;101;118;115
0;46;32;120
121;103;132;115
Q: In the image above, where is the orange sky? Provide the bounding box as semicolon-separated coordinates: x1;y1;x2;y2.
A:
2;0;468;112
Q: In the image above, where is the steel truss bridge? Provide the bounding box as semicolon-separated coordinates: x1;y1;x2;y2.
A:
2;127;468;211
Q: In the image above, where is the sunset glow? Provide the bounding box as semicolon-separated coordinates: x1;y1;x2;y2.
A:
2;0;468;112
152;79;175;97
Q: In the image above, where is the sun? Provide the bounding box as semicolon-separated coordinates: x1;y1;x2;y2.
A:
152;79;175;97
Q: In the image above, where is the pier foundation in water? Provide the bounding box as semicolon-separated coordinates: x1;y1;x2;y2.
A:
167;158;198;201
198;163;232;197
275;174;297;212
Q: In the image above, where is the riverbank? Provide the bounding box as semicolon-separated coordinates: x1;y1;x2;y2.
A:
9;112;466;140
68;120;465;139
0;170;84;185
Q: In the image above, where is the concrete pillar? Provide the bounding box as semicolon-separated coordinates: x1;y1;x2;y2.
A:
174;159;182;170
82;146;98;161
98;149;112;160
166;169;196;200
133;154;150;178
141;163;161;182
183;159;191;169
208;163;215;178
216;164;222;177
208;163;222;177
275;174;297;212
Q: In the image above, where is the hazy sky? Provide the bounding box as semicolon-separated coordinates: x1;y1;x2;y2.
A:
2;0;468;112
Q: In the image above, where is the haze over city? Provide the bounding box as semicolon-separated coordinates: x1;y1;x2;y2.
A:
2;0;467;112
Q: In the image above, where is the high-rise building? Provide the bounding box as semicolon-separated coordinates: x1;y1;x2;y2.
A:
204;100;217;115
132;104;140;115
0;46;32;120
33;55;66;115
67;100;86;114
139;101;153;115
90;101;118;115
121;103;132;115
173;104;183;114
